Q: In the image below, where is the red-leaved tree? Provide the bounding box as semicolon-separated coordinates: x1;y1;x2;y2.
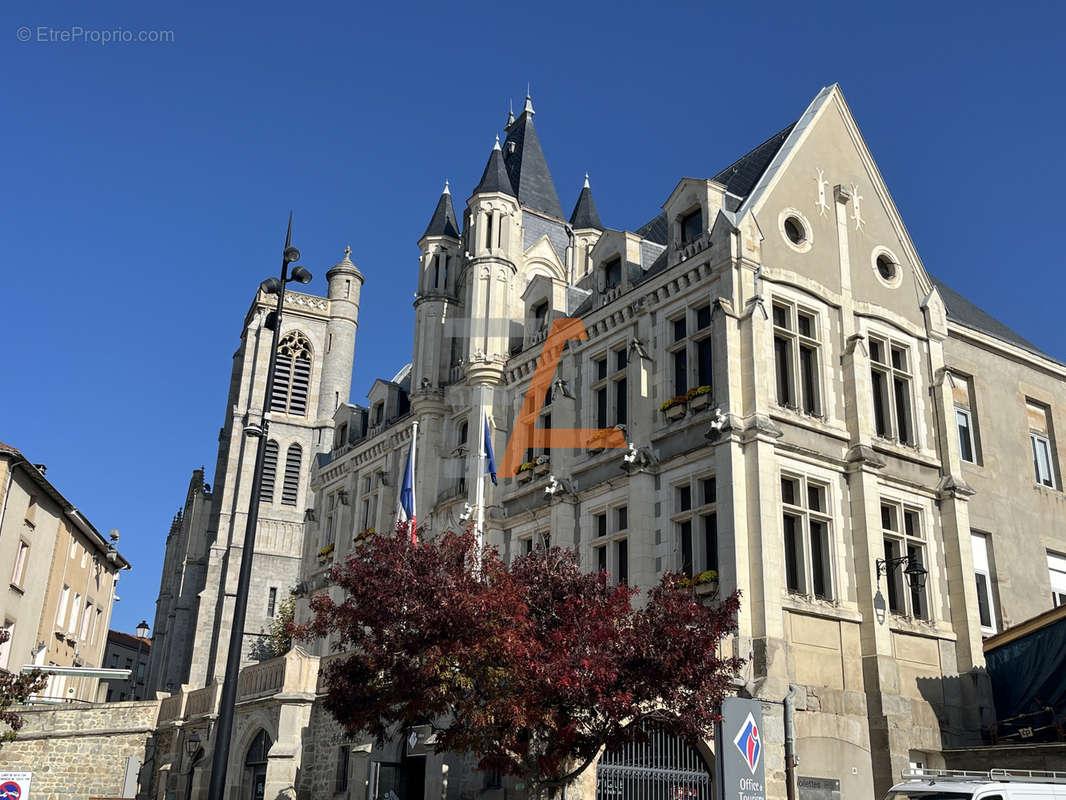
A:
297;526;742;798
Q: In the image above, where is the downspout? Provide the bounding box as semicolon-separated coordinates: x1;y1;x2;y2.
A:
784;685;798;800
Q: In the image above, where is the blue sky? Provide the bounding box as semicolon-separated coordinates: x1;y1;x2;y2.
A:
2;0;1063;634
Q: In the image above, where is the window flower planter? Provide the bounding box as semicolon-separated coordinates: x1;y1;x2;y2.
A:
354;527;375;543
516;462;535;484
687;385;712;411
318;542;335;564
533;456;550;476
664;403;686;421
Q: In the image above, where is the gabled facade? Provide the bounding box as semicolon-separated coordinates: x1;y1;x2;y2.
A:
144;85;1066;800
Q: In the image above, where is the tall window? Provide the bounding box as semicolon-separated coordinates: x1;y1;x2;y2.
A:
781;475;832;599
11;542;29;590
971;533;996;633
1027;401;1057;488
1049;552;1066;608
673;476;717;579
666;306;712;401
457;421;469;494
590;346;628;428
772;301;821;415
55;585;70;629
282;444;301;506
951;373;978;463
335;744;351;793
271;331;313;416
267;587;278;618
80;601;92;641
881;502;927;619
604;257;622;291
532;301;549;333
69;592;81;634
679;208;703;245
260;440;279;503
0;621;13;670
869;336;915;445
590;504;629;585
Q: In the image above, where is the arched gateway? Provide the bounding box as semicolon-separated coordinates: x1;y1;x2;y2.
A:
595;724;714;800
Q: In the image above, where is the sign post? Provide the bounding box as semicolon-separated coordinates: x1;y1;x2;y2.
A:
716;698;765;800
0;772;32;800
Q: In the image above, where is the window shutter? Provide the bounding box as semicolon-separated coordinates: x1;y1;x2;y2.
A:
950;373;970;409
260;440;279;502
271;357;292;412
282;444;301;506
290;356;311;416
1027;401;1049;435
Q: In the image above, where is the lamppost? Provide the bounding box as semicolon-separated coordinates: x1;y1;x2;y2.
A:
206;216;311;800
134;620;149;700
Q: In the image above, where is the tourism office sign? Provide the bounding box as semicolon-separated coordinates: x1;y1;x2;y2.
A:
717;698;765;800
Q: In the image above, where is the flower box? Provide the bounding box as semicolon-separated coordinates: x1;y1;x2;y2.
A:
664;403;686;421
688;393;710;411
533;461;550;476
516;468;534;484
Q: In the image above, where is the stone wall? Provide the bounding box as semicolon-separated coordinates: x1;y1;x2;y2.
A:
0;699;160;800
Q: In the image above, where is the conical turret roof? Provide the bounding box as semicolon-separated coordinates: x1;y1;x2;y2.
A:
501;95;564;219
569;174;603;230
474;137;515;197
422;181;461;239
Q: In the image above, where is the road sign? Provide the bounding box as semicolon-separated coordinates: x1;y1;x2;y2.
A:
0;772;32;800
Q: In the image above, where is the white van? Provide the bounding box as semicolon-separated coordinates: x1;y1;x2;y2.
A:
886;769;1066;800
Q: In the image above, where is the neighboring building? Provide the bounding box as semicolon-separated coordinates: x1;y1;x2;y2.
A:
145;246;362;695
145;85;1066;800
0;442;130;704
100;629;152;702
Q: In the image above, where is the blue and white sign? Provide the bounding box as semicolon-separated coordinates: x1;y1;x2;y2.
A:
718;699;765;800
0;772;31;800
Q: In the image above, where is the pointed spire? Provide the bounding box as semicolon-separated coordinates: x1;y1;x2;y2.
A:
422;181;461;239
474;137;515;197
501;94;563;218
523;90;535;116
569;173;603;230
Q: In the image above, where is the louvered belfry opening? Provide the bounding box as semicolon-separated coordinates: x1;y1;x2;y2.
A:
260;440;279;503
271;331;313;416
282;443;301;506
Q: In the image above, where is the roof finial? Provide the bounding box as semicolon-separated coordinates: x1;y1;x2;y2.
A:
507;99;515;127
443;179;450;195
493;134;501;151
584;172;590;189
344;244;352;258
523;86;535;116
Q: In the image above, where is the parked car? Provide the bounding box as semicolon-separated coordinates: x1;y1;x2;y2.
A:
886;769;1066;800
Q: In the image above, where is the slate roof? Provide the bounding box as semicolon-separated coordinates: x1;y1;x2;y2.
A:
502;111;565;220
474;142;515;197
569;184;603;230
635;213;668;245
931;276;1054;360
712;123;796;198
422;186;460;239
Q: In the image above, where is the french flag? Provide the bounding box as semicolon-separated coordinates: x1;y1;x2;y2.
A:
483;413;497;486
397;425;417;544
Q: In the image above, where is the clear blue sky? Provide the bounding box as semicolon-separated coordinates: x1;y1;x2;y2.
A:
2;0;1063;635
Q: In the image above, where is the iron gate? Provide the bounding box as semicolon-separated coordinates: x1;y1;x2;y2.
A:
595;723;714;800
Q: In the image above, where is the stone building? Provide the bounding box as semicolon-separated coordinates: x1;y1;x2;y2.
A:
146;84;1065;800
0;441;129;703
102;628;153;701
145;248;363;695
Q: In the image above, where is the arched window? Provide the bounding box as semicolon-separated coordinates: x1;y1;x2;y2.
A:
282;444;301;506
242;729;272;800
245;729;272;765
271;332;313;416
260;440;279;503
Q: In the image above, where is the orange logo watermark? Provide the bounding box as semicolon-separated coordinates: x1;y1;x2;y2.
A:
499;318;628;477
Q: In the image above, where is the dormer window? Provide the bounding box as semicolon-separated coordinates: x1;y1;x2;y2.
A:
337;423;348;447
372;402;384;426
604;257;622;291
680;208;703;245
532;301;549;332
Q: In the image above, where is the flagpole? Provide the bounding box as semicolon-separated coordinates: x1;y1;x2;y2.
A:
475;385;486;570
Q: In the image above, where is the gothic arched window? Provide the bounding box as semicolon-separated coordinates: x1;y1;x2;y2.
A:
282;443;302;506
260;440;279;503
271;331;313;416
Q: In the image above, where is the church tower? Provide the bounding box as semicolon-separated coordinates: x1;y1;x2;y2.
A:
147;244;360;693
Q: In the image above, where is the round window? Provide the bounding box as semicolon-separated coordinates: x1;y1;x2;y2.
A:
876;254;897;281
784;216;806;245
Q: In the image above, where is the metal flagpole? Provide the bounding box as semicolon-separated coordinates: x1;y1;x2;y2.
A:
474;384;486;571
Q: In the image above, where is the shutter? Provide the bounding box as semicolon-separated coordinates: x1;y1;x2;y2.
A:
260;440;279;502
282;444;301;506
289;357;311;416
950;373;970;409
1027;401;1049;435
271;356;292;412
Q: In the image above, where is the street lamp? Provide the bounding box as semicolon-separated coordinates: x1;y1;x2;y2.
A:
134;620;150;700
186;729;202;759
875;555;928;590
206;215;312;800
